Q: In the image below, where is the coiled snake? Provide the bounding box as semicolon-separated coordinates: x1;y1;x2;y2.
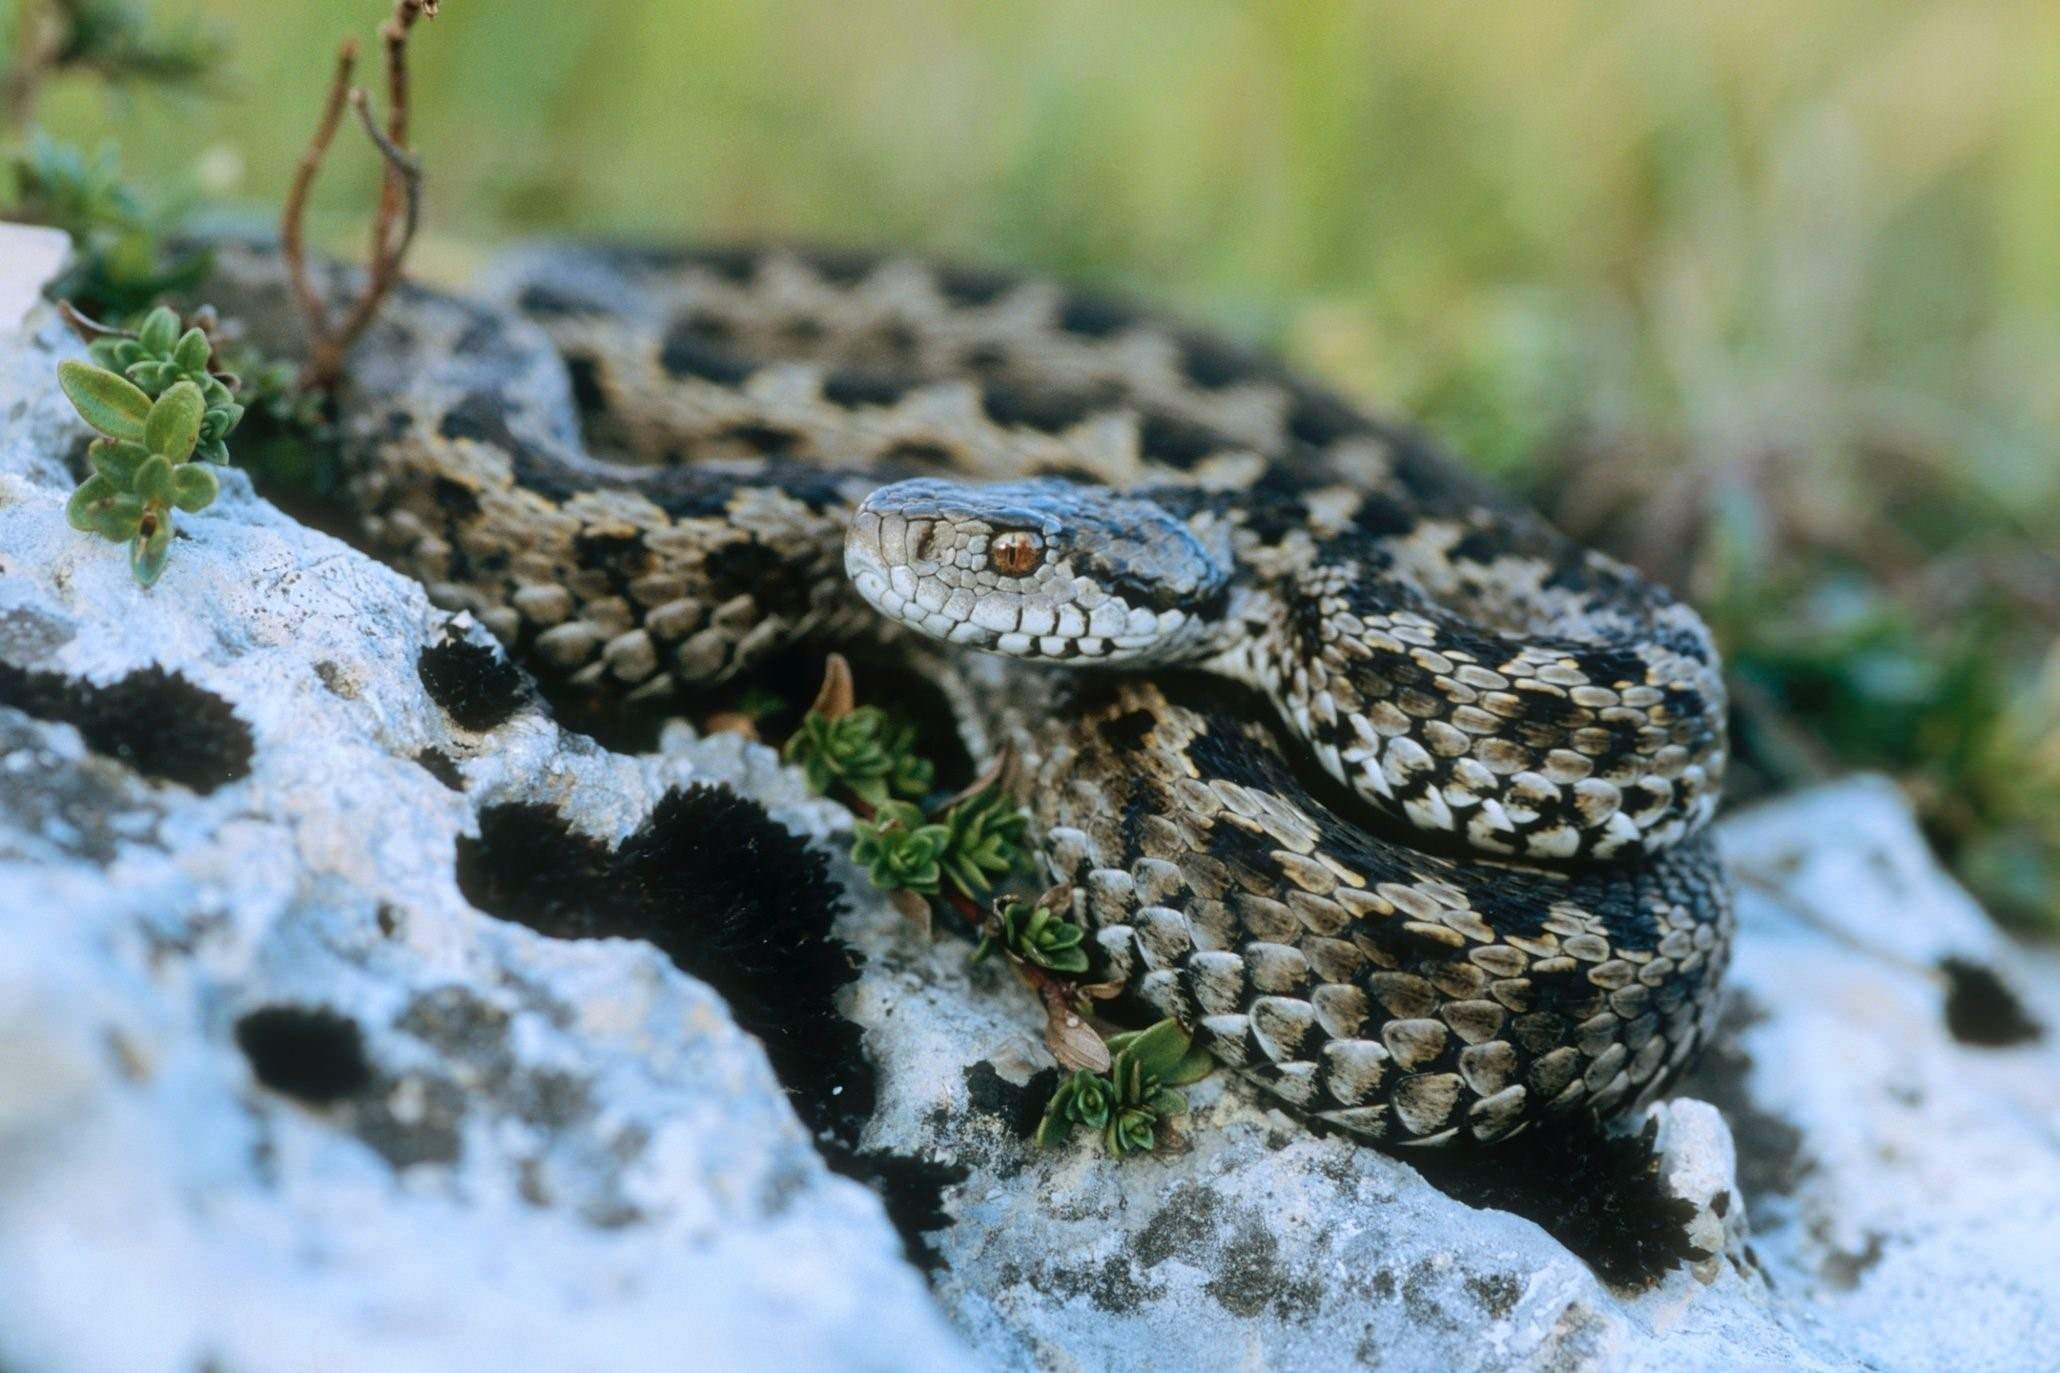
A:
207;240;1732;1148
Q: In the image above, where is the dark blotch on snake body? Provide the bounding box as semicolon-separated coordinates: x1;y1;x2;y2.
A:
980;379;1112;435
0;661;252;794
1055;291;1138;339
1286;391;1372;449
717;423;805;457
1138;412;1231;469
704;538;819;620
934;262;1017;307
235;1005;372;1105
659;320;756;386
515;282;601;318
802;248;879;287
823;369;916;410
879;440;959;472
1177;331;1263;390
417;630;528;732
1351;493;1419;540
1098;709;1159;753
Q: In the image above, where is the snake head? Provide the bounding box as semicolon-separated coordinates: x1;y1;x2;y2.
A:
847;477;1230;663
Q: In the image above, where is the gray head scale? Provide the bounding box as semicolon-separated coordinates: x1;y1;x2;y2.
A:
846;477;1232;663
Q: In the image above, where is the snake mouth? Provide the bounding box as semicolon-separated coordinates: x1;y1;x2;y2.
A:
845;508;1006;651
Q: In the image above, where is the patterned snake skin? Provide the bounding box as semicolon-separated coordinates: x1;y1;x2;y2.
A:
204;240;1733;1147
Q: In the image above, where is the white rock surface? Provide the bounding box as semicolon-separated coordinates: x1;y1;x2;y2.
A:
842;778;2060;1373
0;300;968;1373
2;264;2056;1373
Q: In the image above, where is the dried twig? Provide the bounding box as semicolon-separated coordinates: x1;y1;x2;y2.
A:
278;1;439;393
54;299;134;345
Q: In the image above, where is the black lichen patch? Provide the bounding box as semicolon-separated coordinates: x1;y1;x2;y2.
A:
1407;1116;1702;1290
1940;957;2043;1047
1463;1271;1524;1320
454;784;969;1264
1675;996;1813;1213
411;747;465;791
455;784;872;1144
0;662;252;794
234;1005;371;1105
1204;1219;1322;1319
962;1061;1056;1140
829;1151;969;1275
416;631;529;732
1042;1252;1168;1314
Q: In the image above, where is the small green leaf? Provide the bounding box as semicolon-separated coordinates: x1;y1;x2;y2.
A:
144;381;205;461
1106;1106;1158;1157
171;462;219;512
138;307;180;355
65;473;117;531
91;491;145;541
172;327;211;373
130;511;173;586
1033;1108;1077;1149
57;360;150;441
135;454;175;506
89;437;150;486
1110;1018;1194;1086
1145;1086;1189;1116
1165;1044;1217;1088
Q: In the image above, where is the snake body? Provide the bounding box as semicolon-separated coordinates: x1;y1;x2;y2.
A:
205;240;1732;1147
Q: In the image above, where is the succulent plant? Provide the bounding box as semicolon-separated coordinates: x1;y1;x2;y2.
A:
783;704;935;808
1034;1070;1118;1146
850;800;953;894
1033;1016;1217;1158
937;784;1028;899
975;899;1089;975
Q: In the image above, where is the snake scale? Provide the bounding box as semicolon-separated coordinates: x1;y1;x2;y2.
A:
207;238;1732;1149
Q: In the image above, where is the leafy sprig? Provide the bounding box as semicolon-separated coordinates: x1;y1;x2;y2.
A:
783;705;935;808
850;800;952;894
4;134;209;317
1034;1018;1215;1157
975;899;1088;975
781;656;1218;1158
57;305;244;586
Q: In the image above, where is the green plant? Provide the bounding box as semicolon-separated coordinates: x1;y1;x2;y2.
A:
1033;1017;1216;1157
937;783;1027;900
4;0;222;117
58;305;243;586
783;704;934;808
975;899;1088;975
850;800;952;895
4;133;208;317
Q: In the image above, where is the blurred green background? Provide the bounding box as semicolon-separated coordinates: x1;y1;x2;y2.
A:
8;0;2058;930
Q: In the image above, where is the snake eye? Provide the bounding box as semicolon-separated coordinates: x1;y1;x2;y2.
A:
989;530;1044;576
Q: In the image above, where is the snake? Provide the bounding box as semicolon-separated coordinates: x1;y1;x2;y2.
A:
202;238;1733;1148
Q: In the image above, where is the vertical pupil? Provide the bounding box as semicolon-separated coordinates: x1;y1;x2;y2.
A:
992;532;1038;574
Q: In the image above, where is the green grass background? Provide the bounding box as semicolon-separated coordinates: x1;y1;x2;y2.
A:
16;0;2060;927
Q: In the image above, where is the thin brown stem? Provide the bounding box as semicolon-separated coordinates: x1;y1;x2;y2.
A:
280;37;359;365
280;1;439;394
54;299;133;345
367;1;434;271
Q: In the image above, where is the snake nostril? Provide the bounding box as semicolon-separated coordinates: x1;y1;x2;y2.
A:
910;524;937;563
